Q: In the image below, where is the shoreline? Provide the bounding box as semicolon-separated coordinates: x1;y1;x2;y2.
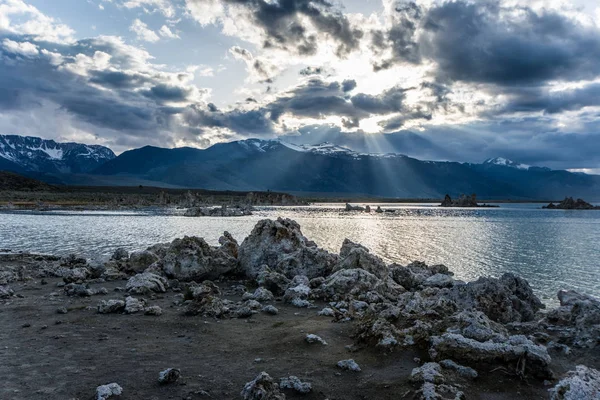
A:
1;218;599;399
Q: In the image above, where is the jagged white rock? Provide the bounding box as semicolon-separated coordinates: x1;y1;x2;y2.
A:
144;305;162;316
549;365;600;400
305;334;327;345
96;382;122;400
238;218;338;279
410;362;445;384
279;376;312;394
158;368;180;384
126;272;167;294
161;234;238;281
97;299;125;314
337;359;361;372
262;305;279;315
241;371;285;400
439;359;478;379
124;296;146;314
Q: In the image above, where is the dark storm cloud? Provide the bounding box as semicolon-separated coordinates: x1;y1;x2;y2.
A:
419;1;600;85
266;78;359;121
371;1;422;69
182;103;275;135
342;79;356;92
142;84;192;102
351;86;410;114
89;70;150;89
209;0;363;56
501;84;600;115
263;79;431;129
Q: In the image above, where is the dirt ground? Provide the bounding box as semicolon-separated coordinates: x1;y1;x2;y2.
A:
0;272;576;400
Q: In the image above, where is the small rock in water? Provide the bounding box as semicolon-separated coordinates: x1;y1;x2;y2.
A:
279;376;312;394
158;368;181;384
96;383;122;400
337;359;361;372
305;334;327;345
56;307;68;314
262;305;279;315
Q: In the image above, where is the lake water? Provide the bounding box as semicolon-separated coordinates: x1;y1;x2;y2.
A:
1;203;599;305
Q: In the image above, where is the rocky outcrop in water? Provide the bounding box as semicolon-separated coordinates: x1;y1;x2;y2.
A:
184;205;253;217
440;194;498;208
345;203;365;212
543;197;600;210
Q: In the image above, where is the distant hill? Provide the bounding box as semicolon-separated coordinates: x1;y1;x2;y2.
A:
93;139;600;200
0;134;115;174
0;171;56;192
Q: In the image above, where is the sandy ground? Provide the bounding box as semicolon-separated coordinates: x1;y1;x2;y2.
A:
0;274;567;400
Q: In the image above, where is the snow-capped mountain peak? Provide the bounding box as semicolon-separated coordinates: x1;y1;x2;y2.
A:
484;157;531;170
0;134;116;174
278;140;405;159
280;141;356;155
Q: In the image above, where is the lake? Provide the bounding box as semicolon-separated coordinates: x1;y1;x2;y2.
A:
1;203;599;305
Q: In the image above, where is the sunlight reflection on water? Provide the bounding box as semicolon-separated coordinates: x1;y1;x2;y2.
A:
1;203;598;304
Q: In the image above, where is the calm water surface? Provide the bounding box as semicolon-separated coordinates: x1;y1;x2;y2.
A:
1;203;599;304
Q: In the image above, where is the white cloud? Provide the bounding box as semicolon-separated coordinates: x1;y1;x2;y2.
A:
41;49;64;66
129;19;160;43
159;25;179;39
0;0;75;43
185;0;224;26
61;50;112;76
123;0;176;18
197;66;214;77
2;38;38;57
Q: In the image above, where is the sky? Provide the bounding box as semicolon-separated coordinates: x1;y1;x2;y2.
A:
1;0;600;172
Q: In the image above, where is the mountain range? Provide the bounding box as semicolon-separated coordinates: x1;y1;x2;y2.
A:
0;135;115;175
1;135;599;200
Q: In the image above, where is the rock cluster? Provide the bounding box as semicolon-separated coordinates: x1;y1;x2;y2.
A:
4;217;600;399
440;194;498;208
543;197;600;210
184;205;253;217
